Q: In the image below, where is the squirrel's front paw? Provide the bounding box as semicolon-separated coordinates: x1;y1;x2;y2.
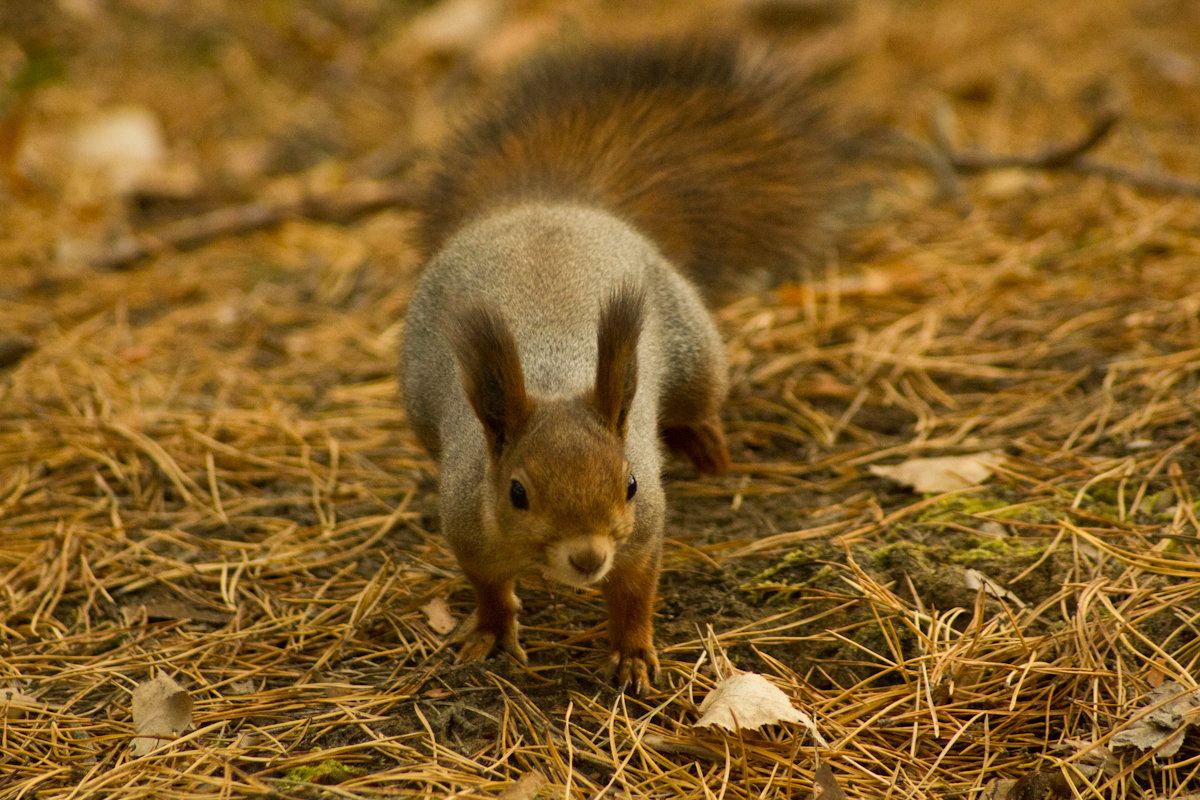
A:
605;646;660;694
457;613;528;665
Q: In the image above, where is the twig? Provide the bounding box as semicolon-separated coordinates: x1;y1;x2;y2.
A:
1057;158;1200;198
947;112;1119;171
93;180;420;271
936;109;1200;197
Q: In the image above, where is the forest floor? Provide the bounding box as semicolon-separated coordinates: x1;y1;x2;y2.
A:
3;1;1200;798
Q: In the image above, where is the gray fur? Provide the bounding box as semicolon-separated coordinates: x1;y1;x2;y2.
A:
401;202;725;574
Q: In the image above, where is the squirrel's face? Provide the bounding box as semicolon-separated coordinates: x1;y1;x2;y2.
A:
492;402;638;588
449;285;646;586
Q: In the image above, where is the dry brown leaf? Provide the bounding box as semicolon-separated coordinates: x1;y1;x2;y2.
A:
695;671;825;743
1109;681;1200;758
963;568;1026;608
981;778;1017;799
980;168;1050;200
498;770;547;800
813;762;847;800
421;596;458;635
124;599;234;624
2;687;44;719
1052;738;1118;779
1006;770;1071;800
869;452;1005;493
403;0;505;59
130;671;194;756
642;734;724;762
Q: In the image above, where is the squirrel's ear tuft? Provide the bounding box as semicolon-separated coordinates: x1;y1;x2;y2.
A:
592;283;645;438
447;304;531;460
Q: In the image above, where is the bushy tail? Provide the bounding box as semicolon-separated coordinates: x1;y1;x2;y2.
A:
418;38;856;300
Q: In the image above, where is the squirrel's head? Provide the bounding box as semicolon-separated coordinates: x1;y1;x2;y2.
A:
448;286;644;588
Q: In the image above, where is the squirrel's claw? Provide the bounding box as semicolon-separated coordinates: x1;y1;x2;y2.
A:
457;613;528;665
605;647;660;694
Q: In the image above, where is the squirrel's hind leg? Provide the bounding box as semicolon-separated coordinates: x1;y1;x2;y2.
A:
651;264;731;476
662;417;730;475
457;573;527;664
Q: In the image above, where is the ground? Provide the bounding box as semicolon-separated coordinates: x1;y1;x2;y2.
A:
2;1;1200;798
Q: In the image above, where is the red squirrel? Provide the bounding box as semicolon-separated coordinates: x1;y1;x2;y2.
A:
401;38;847;691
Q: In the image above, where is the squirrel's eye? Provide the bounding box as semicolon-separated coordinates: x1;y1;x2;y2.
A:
509;479;529;510
626;473;637;502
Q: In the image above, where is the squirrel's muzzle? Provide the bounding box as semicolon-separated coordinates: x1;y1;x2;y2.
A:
547;535;615;587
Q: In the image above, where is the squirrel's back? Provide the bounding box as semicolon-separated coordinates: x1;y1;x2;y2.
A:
418;38;848;298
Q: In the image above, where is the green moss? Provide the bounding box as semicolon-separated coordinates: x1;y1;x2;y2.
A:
869;540;926;566
283;759;366;786
914;492;1056;526
947;535;1045;565
740;544;830;592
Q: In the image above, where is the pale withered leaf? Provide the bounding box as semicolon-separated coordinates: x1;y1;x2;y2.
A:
131;671;194;756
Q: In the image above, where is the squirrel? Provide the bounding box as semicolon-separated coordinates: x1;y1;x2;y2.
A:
401;37;849;692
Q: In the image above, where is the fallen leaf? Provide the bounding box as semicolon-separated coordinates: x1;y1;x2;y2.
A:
499;770;547;800
1;688;43;719
1110;681;1200;758
695;671;825;744
981;778;1017;800
403;0;505;59
642;734;724;762
130;671;194;756
233;731;261;749
72;106;166;195
124;598;234;624
422;596;458;635
813;762;847;800
1006;770;1071;800
980;168;1049;200
474;15;559;74
963;568;1026;608
1146;665;1166;689
869;452;1005;493
1053;739;1118;778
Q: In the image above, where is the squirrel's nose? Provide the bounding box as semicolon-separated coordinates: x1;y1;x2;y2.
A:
569;548;607;576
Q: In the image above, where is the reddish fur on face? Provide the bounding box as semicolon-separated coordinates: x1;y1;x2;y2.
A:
447;304;532;460
511;405;628;523
592;285;645;438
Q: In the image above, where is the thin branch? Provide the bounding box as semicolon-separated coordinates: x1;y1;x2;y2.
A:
947;112;1119;172
1059;158;1200;198
937;109;1200;197
93;180;420;271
